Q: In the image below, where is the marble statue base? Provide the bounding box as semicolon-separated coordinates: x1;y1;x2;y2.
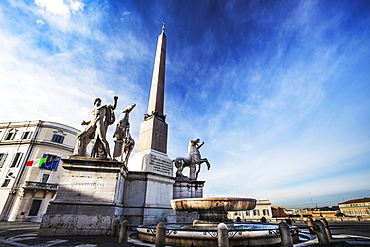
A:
173;179;205;199
38;157;127;236
173;179;205;223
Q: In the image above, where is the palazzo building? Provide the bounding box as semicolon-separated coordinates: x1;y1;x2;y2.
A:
339;197;370;218
0;120;78;222
228;199;273;222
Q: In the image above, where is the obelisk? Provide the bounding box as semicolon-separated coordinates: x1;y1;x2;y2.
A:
124;25;175;225
128;24;172;176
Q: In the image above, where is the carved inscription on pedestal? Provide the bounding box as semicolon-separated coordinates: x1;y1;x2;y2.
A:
150;154;172;176
71;182;104;187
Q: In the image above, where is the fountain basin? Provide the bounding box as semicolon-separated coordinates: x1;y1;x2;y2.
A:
137;222;299;246
171;197;256;211
137;197;303;246
171;197;257;227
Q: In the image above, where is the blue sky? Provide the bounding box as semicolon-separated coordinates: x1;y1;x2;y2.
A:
1;0;369;208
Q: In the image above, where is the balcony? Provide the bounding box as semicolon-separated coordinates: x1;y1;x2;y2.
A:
23;181;59;191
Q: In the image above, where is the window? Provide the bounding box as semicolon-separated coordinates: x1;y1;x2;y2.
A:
51;134;64;144
263;209;270;216
253;209;260;216
28;200;42;216
1;179;10;187
0;153;8;168
10;153;23;168
21;131;32;140
41;174;50;183
245;210;250;216
5;132;15;140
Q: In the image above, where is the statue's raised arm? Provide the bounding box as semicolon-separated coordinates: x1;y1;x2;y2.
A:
73;96;119;159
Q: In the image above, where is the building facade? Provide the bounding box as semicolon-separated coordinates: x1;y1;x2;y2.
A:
228;199;273;222
0;120;78;222
339;198;370;218
271;206;287;218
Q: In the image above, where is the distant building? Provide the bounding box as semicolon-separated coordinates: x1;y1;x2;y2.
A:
271;206;287;218
285;206;340;218
0;120;79;222
338;198;370;218
228;199;272;222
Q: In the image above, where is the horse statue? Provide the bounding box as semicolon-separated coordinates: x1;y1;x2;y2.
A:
113;103;136;164
173;138;211;180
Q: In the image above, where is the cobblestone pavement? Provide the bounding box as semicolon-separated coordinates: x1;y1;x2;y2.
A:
0;222;147;247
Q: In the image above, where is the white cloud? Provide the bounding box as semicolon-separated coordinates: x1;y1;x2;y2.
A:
34;0;87;33
36;19;45;25
34;0;84;16
120;11;131;22
70;1;84;13
34;0;71;17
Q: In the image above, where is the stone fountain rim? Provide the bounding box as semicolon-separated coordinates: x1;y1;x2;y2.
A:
171;197;256;202
171;197;257;212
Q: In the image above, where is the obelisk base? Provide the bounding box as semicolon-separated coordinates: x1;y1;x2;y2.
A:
122;171;176;226
124;150;176;226
128;149;173;176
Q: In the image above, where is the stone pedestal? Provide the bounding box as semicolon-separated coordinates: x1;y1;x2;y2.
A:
128;149;172;176
173;179;205;199
126;148;177;226
173;179;205;223
38;157;127;236
123;171;176;226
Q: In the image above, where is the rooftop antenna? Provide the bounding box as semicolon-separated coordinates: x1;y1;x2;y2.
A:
308;192;315;209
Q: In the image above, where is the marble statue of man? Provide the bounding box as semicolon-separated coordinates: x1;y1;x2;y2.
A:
73;96;118;159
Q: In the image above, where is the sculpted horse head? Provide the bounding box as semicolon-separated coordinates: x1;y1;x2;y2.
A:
188;138;200;152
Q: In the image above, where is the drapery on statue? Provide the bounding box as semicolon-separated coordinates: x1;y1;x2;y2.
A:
73;96;118;159
113;103;136;164
173;138;211;180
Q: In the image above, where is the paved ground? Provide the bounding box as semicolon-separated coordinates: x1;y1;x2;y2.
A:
0;221;369;246
293;221;370;247
294;221;370;238
0;222;146;247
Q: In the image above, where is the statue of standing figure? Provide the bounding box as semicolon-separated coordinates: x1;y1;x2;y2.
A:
173;138;211;180
73;96;118;159
113;103;136;164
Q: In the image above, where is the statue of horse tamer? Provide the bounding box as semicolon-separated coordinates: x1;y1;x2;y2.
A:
113;103;136;164
173;138;211;180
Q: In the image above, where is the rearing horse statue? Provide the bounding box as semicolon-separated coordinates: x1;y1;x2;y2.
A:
173;138;211;180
